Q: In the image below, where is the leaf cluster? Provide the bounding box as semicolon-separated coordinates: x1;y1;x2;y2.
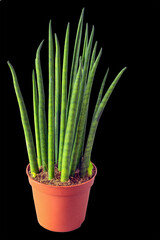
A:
8;9;126;182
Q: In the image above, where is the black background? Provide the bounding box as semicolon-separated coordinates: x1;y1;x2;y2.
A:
2;0;160;239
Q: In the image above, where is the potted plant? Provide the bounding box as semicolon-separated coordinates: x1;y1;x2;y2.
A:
7;8;126;232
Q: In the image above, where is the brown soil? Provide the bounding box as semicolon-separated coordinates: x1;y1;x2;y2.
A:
29;165;96;186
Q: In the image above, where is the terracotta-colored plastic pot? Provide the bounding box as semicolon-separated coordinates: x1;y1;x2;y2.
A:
26;164;97;232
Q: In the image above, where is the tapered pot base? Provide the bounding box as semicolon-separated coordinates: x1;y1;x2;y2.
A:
37;218;82;232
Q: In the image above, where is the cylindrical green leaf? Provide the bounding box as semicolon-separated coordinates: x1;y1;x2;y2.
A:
92;67;109;119
8;61;39;177
82;23;88;66
35;40;48;171
32;70;42;168
55;34;61;164
48;20;55;179
77;26;95;120
58;23;70;171
61;62;82;182
88;41;98;75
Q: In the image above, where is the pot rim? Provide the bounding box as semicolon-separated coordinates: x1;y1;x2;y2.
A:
26;163;97;189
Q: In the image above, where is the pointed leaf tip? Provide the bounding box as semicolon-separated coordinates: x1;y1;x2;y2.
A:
82;7;85;13
80;8;85;19
7;61;13;71
36;40;45;57
67;22;70;28
49;20;52;29
39;39;45;47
